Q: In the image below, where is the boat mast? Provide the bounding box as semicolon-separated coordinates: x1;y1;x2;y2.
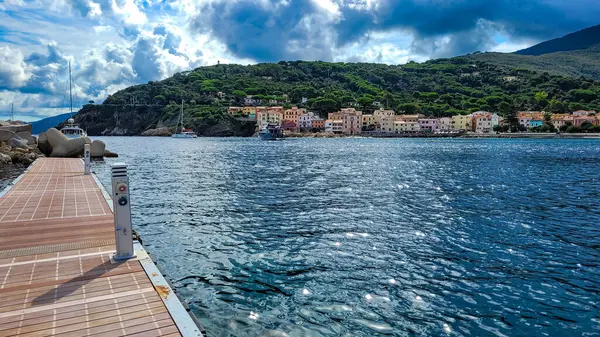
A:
68;62;73;117
180;99;184;133
11;102;13;121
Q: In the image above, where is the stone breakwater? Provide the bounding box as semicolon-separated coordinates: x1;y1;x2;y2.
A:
0;121;119;173
0;121;42;166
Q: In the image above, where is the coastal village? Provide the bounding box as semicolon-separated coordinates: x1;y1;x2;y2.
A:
227;103;599;135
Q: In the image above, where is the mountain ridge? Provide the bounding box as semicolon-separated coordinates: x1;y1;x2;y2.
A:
515;24;600;56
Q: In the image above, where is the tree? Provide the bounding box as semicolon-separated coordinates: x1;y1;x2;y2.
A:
534;91;549;109
569;89;597;103
232;90;247;97
396;103;421;114
88;100;95;104
357;95;374;108
560;121;572;132
546;99;565;113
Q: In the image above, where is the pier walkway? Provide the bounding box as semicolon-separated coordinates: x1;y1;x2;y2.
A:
0;158;202;337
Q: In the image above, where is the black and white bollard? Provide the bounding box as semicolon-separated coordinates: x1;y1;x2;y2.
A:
111;163;136;261
84;144;91;175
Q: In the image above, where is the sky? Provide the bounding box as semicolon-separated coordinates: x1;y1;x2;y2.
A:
0;0;599;122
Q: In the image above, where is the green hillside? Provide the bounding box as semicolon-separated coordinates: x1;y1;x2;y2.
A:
465;45;600;80
74;59;600;136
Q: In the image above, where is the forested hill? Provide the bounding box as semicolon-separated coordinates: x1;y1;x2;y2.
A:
75;59;600;135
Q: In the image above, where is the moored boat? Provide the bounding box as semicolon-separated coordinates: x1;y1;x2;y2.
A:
259;124;284;140
172;100;198;138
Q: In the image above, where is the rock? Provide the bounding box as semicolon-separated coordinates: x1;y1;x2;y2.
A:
90;140;106;158
0;153;11;164
13;147;29;154
46;128;91;157
16;131;36;145
0;123;32;134
0;129;16;142
141;127;172;137
37;132;52;156
8;136;30;150
20;152;37;165
104;150;118;158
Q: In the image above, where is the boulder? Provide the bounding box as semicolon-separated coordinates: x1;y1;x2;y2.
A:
8;136;30;150
21;152;37;165
37;132;52;156
0;123;32;134
46;128;91;157
142;127;172;137
16;131;36;145
104;150;118;158
0;129;16;142
0;153;11;165
90;140;106;158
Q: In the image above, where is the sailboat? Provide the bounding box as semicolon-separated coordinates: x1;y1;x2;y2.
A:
60;62;87;139
172;99;197;138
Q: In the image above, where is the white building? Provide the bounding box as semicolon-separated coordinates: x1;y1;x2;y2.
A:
394;121;421;133
332;120;343;133
439;117;452;130
298;112;314;129
325;120;333;133
474;114;493;133
244;96;260;106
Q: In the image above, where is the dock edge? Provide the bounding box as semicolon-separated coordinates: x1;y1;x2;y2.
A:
90;166;207;337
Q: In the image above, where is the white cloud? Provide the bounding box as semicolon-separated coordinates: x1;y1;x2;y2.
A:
0;46;30;89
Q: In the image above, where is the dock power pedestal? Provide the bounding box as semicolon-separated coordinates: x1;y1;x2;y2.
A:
111;163;136;261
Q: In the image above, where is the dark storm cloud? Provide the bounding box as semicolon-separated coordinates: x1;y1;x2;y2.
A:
191;0;600;61
190;0;334;62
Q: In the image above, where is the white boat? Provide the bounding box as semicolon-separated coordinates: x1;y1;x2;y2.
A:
60;62;87;139
172;100;197;138
62;118;87;139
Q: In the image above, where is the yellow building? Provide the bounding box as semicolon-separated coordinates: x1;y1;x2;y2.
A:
361;114;376;129
228;107;244;115
257;109;283;127
284;107;305;126
452;114;472;130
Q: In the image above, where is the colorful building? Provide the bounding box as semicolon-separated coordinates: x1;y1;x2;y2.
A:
439;117;452;130
361;114;376;131
341;109;362;135
393;121;420;133
573;115;598;126
332;120;343;133
452;114;472;130
375;109;395;133
298;112;314;129
418;118;439;132
325;120;333;133
227;107;243;115
311;118;325;130
257;108;283;127
473;114;493;133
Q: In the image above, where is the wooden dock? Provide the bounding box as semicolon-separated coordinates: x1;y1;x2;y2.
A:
0;158;203;337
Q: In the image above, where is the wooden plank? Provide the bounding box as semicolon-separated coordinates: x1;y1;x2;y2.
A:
0;158;186;336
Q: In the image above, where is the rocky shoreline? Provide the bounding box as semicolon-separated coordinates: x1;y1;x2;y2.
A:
0;121;119;180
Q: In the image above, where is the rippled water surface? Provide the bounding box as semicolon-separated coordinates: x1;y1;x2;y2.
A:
91;137;600;337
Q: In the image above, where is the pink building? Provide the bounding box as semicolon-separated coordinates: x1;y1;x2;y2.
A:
573;115;598;126
418;118;439;132
341;109;362;135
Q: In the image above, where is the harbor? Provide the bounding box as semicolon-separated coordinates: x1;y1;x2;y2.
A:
0;157;204;336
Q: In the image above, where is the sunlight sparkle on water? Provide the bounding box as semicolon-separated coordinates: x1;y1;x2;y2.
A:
249;312;259;320
365;294;373;300
302;288;311;295
389;279;396;284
